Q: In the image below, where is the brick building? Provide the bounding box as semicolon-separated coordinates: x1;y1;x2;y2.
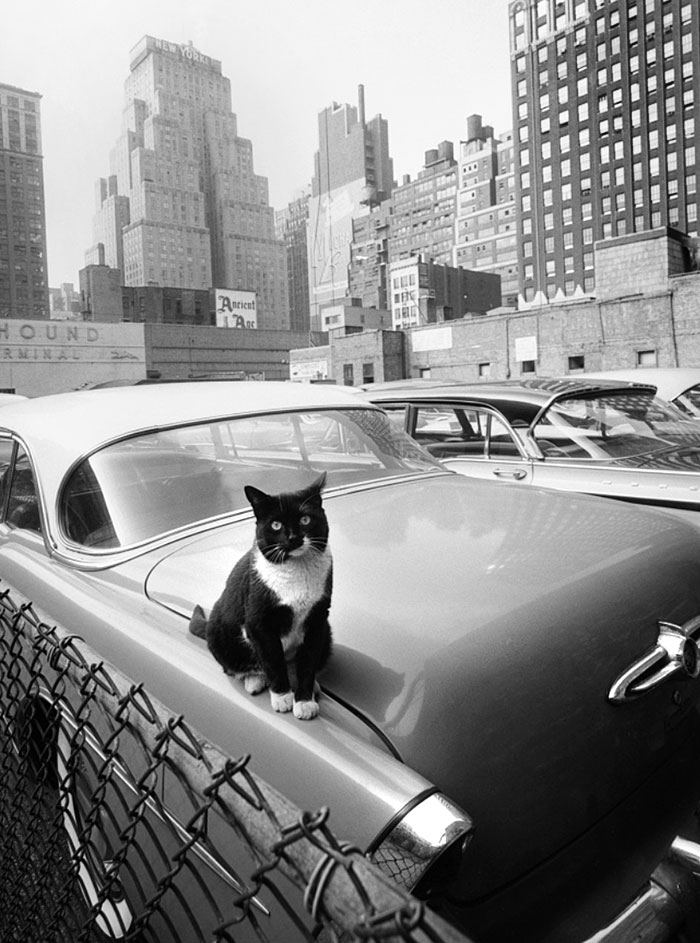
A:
291;228;700;384
0;83;49;320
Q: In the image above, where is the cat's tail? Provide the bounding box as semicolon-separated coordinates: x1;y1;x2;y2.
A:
189;604;208;638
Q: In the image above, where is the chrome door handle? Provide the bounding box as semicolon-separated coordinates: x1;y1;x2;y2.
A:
609;619;700;702
493;468;527;481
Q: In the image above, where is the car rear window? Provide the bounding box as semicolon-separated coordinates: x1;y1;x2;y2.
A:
60;407;440;549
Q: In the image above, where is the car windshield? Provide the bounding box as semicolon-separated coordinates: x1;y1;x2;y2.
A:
674;384;700;419
60;407;441;549
532;390;700;461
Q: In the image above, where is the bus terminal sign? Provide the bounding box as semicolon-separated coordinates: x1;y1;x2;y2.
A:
0;320;143;363
215;289;258;329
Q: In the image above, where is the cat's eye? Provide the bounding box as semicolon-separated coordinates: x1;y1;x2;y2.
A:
271;521;282;531
300;515;311;526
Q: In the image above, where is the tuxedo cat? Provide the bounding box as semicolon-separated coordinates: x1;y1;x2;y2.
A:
189;472;332;720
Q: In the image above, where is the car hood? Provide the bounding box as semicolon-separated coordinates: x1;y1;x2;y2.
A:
146;473;700;899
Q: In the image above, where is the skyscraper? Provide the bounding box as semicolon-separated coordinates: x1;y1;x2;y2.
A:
389;141;458;267
510;0;700;307
453;116;519;309
307;86;394;330
87;36;289;329
275;190;311;332
0;84;49;320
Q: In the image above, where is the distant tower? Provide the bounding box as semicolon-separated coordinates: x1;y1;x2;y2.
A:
0;84;49;319
510;0;700;308
307;85;394;330
276;189;311;332
87;36;289;329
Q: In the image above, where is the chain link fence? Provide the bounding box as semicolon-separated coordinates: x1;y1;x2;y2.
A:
0;586;472;943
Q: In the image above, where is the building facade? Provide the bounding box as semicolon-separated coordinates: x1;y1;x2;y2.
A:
389;142;458;266
510;0;700;308
319;298;391;335
275;190;311;332
307;86;394;329
453;115;519;308
87;35;289;329
0;84;49;320
291;228;700;385
49;283;81;319
347;203;391;311
388;256;501;329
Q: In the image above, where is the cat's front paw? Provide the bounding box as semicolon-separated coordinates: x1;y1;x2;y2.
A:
270;690;294;713
293;699;319;721
244;673;268;695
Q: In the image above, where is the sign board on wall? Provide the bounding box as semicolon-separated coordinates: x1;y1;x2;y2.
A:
215;289;257;329
290;359;329;382
0;320;146;396
515;335;538;362
411;327;453;352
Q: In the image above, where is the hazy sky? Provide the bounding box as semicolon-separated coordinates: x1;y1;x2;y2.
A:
3;0;513;286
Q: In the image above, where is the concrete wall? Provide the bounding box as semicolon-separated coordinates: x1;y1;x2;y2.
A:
406;279;699;382
144;324;326;381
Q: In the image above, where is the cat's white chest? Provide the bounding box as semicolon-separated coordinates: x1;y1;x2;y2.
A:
254;547;331;648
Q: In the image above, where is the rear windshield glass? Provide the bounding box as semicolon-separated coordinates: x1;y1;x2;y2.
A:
533;390;700;461
60;407;440;549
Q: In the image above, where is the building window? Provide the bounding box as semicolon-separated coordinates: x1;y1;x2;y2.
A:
636;349;657;367
568;355;585;372
362;363;374;385
343;363;354;386
521;360;536;374
478;362;491;378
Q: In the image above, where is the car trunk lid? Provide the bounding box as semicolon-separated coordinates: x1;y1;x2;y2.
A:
146;474;700;898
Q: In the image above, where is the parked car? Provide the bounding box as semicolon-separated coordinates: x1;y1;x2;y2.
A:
581;367;700;419
3;381;700;942
363;377;700;520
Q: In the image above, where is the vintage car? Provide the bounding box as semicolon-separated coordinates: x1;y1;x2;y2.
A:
3;380;700;942
581;367;700;420
363;377;700;520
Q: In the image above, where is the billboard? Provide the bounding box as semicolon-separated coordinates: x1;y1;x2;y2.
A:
215;289;257;329
307;179;369;330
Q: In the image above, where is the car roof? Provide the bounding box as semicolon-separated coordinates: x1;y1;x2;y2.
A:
0;381;369;489
363;376;657;408
580;368;700;400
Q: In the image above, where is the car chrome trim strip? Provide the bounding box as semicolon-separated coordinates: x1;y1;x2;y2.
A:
580;868;686;943
320;687;404;762
608;616;700;703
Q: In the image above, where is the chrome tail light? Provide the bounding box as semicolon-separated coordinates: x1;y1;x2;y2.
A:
366;791;473;896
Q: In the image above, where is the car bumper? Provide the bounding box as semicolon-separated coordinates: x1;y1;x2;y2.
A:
582;839;700;943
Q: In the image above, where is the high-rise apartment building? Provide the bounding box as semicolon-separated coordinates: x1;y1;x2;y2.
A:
308;86;394;329
0;84;49;319
87;36;289;329
510;0;700;307
389;142;458;266
454;115;519;308
347;204;391;311
275;190;310;332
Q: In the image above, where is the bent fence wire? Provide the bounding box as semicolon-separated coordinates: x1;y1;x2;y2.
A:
0;588;471;943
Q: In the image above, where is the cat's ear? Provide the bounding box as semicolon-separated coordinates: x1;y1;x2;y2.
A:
310;471;327;493
244;484;272;514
